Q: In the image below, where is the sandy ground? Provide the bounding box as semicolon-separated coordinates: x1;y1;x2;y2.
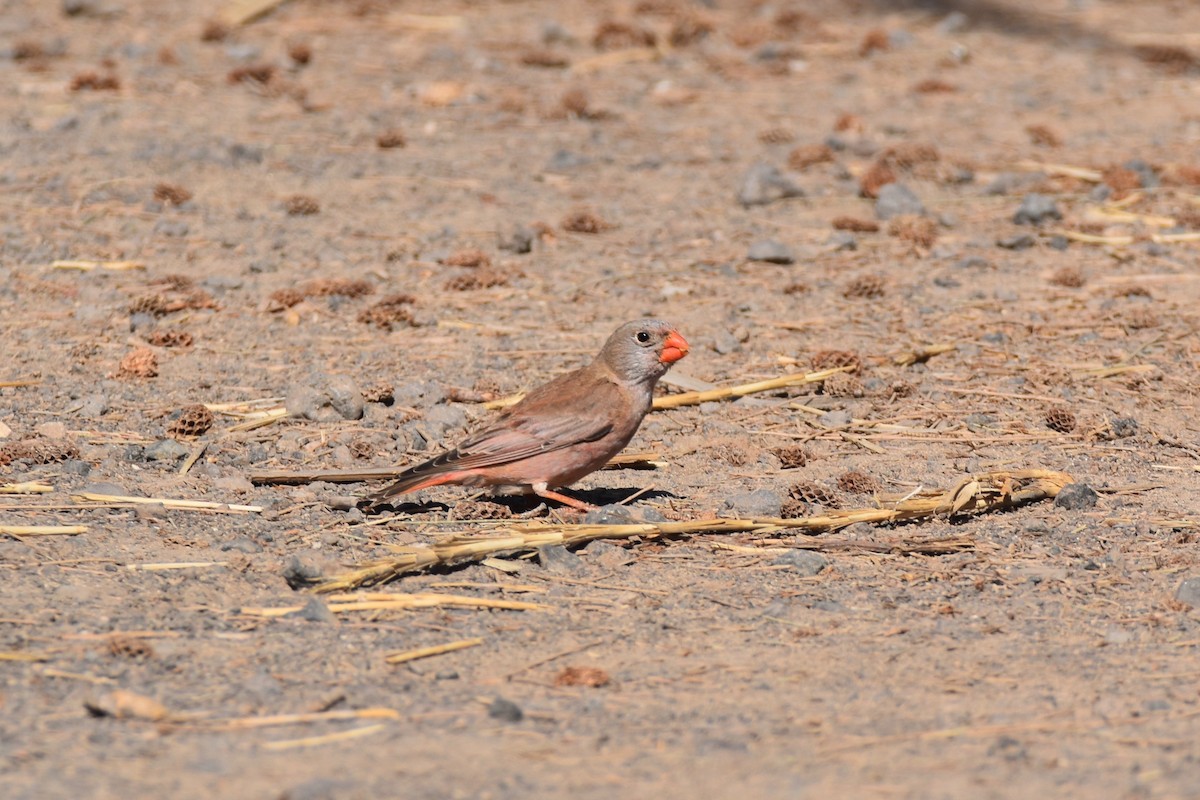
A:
3;0;1200;797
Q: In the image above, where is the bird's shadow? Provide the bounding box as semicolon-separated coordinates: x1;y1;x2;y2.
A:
359;487;679;517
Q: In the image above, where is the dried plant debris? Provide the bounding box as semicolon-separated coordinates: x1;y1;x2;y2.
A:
448;499;514;520
1133;44;1197;74
554;666;611;688
887;214;938;248
810;349;862;373
0;439;79;467
561;209;614;233
360;383;394;405
843;274;886;299
440;248;491;268
758;128;795;145
200;20;229;41
859;29;889;57
520;49;570;68
70;71;119;91
881;143;940;169
592;21;656;50
444;270;510;291
284;194;320;216
1025;124;1063;147
347;437;375;460
771;445;808;469
116;347;159;379
912;78;957;93
268;288;306;310
1044;407;1077;434
357;294;417;329
287;42;313;66
787;143;835;171
153;183;193;205
832;216;879;233
822;372;865;398
376;130;407;149
167;405;215;437
1049;266;1085;288
145;330;193;348
836;470;879;494
858;161;896;198
228;63;277;85
788;480;840;507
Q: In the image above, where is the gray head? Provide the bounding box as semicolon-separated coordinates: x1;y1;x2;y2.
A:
596;319;689;385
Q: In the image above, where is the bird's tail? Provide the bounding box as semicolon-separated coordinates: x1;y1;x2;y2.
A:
359;456;460;509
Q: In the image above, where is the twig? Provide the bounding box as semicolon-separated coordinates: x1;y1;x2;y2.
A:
0;525;87;537
238;592;548;617
893;343;956;367
0;482;54;494
384;638;483;664
51;260;145;272
201;708;400;731
317;469;1071;591
178;442;208;476
261;724;386;751
0;379;42;388
72;492;262;513
125;561;228;571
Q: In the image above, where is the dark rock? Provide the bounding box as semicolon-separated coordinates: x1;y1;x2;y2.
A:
282;553;326;589
875;183;926;219
720;489;783;518
77;394;108;418
1013;193;1061;225
487;697;524;723
498;226;534;254
996;233;1036;250
1047;235;1070;251
1175;578;1200;608
220;537;263;554
1125;159;1159;188
537;544;588;575
772;549;828;576
287;597;335;623
955;256;990;270
286;374;365;422
737;163;804;207
984;171;1041;196
545;149;589;172
1054;483;1099;510
582;540;633;569
144;439;188;461
747;239;795;264
1108;417;1138;439
581;504;634;525
435;670;459;681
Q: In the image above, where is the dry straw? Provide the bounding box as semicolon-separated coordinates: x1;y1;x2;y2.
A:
312;469;1072;593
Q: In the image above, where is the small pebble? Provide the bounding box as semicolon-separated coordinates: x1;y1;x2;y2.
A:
720;489;783;518
1054;483;1099;510
144;439;189;461
219;537;263;554
875;183;926;219
488;697;524;723
996;234;1036;250
288;597;335;623
286;374;365;422
746;239;795;264
537;544;588;575
772;549;828;576
737;163;805;207
1012;193;1061;225
1175;578;1200;608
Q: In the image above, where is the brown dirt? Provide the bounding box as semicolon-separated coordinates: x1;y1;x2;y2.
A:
3;1;1200;797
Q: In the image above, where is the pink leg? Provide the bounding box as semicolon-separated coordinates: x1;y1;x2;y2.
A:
531;482;597;512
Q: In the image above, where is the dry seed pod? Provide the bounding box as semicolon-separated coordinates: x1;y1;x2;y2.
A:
167;405;214;437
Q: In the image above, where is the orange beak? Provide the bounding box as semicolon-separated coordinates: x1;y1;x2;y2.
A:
660;330;689;364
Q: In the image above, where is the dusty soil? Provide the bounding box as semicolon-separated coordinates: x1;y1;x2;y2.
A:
3;0;1200;797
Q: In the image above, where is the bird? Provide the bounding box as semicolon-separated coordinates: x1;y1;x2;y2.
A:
361;319;689;511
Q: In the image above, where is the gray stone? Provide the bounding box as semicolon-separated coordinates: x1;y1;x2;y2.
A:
772;549;828;576
498;226;534;254
984;171;1041;196
737;163;804;207
77;394;108;418
746;239;795;264
875;183;926;219
1108;417;1139;439
720;489;783;518
1125;158;1158;188
153;219;189;237
996;233;1036;250
581;504;634;525
818;409;853;427
1175;578;1200;608
81;481;129;497
288;597;335;623
1013;193;1062;225
827;232;858;251
1054;483;1099;510
583;540;633;570
219;537;263;554
282;553;326;589
488;697;524;723
144;439;189;461
712;330;742;355
545;150;589;172
286;374;365;422
537;544;588;575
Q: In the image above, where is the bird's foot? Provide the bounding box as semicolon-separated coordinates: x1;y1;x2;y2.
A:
531;483;599;512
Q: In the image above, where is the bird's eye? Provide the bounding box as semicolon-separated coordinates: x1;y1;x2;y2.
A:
635;330;651;344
